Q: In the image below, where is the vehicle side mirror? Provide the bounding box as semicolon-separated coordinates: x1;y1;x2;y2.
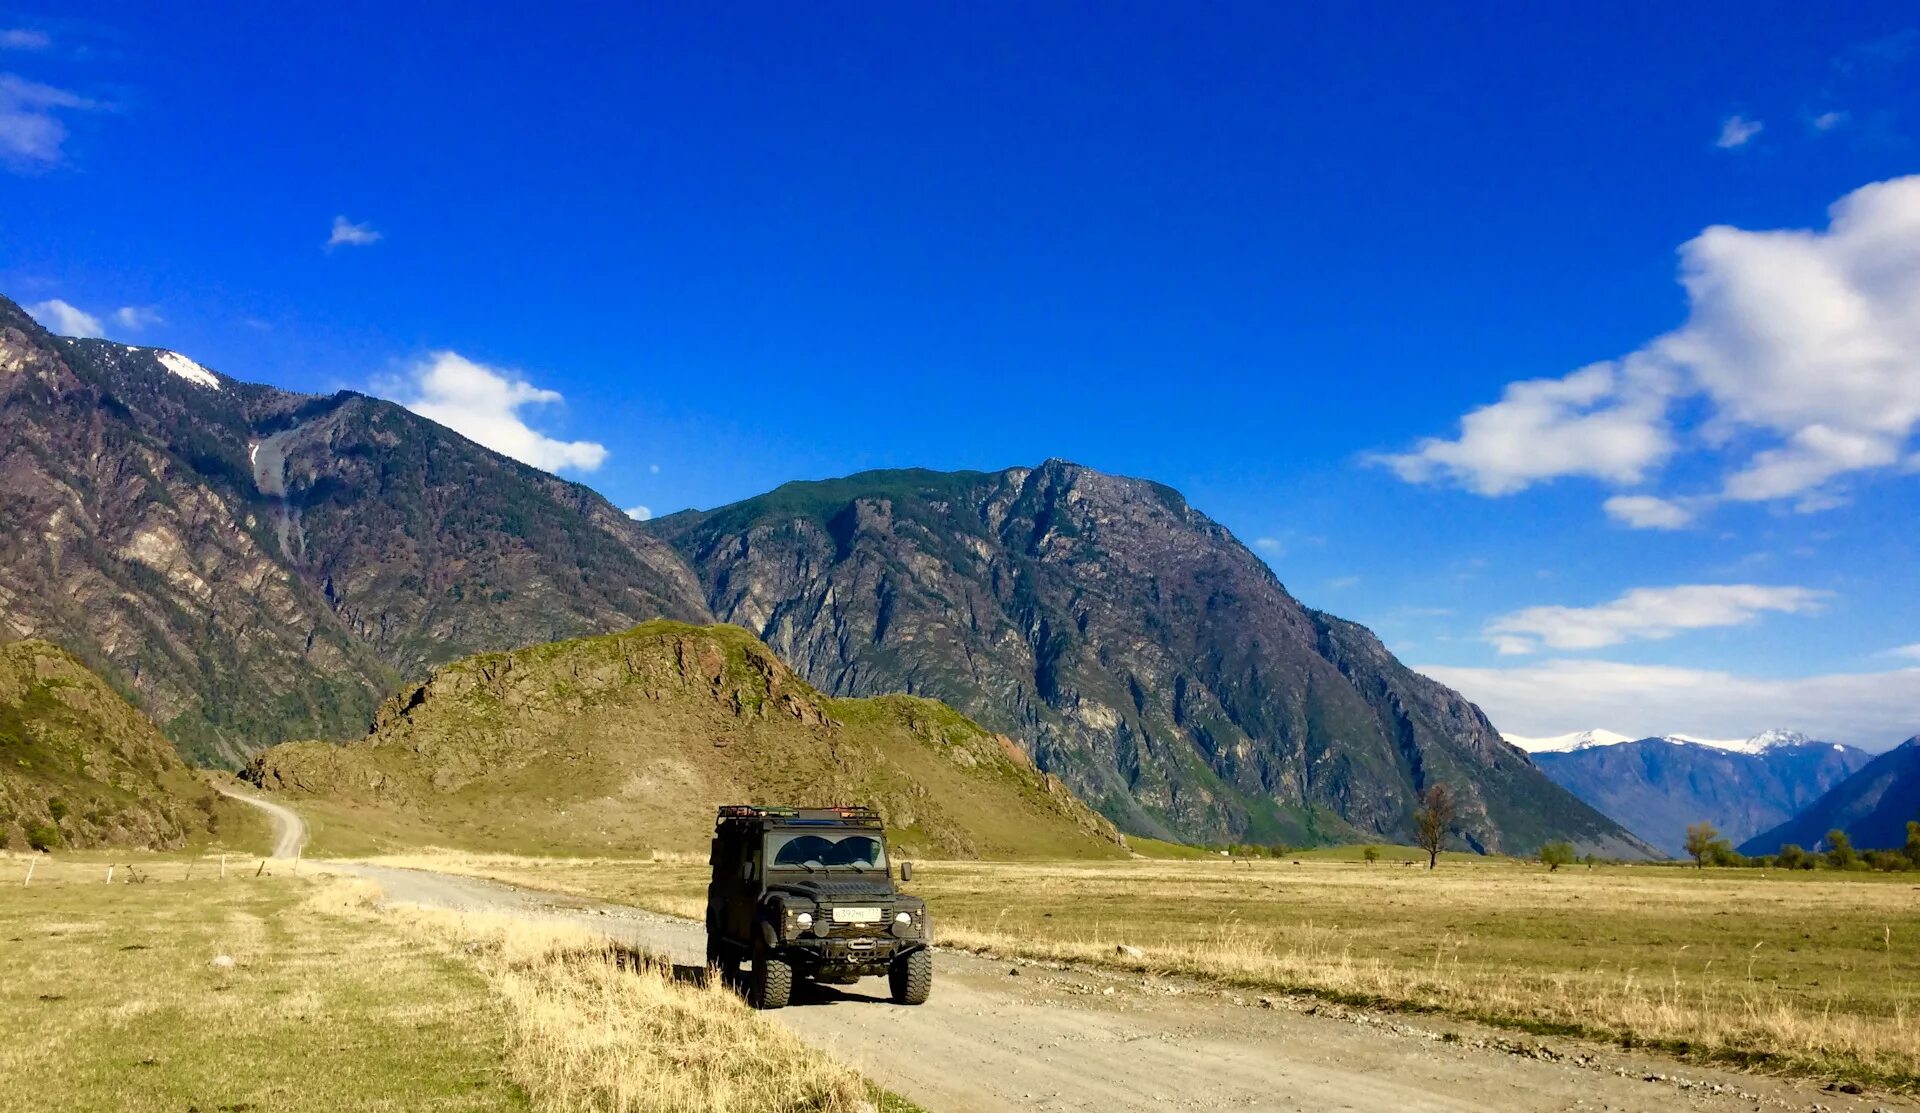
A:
899;861;913;882
741;861;754;881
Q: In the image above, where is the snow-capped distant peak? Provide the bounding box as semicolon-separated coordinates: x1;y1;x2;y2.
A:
155;350;222;391
1506;727;1817;756
1503;728;1638;753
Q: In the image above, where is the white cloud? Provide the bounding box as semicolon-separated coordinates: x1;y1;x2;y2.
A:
1327;575;1360;589
1811;111;1848;132
1372;361;1675;495
1484;584;1828;654
1887;643;1920;661
1602;494;1695;530
1378;175;1920;515
624;505;652;521
111;305;163;331
1253;537;1284;554
1715;115;1764;148
26;298;102;336
0;29;49;50
327;215;381;249
0;73;97;168
387;351;607;473
1419;658;1920;750
649;463;661;474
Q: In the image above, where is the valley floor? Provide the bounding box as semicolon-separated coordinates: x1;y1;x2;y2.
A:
333;855;1919;1112
0;853;906;1113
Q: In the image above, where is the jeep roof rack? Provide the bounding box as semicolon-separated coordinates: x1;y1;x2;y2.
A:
715;804;882;825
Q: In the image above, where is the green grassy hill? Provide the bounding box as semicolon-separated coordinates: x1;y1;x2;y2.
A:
0;640;245;850
245;621;1130;859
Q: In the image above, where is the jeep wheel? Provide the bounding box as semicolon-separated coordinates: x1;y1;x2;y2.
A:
751;945;793;1010
888;948;932;1005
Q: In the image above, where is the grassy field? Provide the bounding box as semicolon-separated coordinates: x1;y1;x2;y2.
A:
384;850;1920;1089
0;852;914;1112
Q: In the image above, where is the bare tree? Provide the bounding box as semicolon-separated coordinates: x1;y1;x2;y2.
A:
1684;821;1719;869
1413;784;1455;870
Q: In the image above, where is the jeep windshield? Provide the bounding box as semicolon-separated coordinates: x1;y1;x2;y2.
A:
766;831;887;872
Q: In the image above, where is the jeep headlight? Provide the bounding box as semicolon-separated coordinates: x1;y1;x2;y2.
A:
894;912;911;925
795;911;814;932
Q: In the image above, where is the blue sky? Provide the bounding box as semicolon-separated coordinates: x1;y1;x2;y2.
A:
4;3;1917;745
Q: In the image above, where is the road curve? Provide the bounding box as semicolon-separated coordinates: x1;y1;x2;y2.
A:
215;785;308;859
321;862;1911;1113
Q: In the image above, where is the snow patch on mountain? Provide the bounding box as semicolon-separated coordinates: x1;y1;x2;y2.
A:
1503;729;1638;753
1505;727;1819;755
155;350;221;390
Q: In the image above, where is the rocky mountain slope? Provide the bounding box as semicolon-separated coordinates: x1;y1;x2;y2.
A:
244;621;1128;858
5;294;1653;855
1531;734;1870;856
0;295;709;765
0;639;237;850
649;464;1652;856
1739;737;1920;854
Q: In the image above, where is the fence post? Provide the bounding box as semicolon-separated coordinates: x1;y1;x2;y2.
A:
220;854;227;880
184;861;195;883
22;859;34;887
254;860;266;878
106;865;114;885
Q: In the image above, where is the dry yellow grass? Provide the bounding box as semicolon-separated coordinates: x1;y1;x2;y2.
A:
1;853;906;1112
396;851;1920;1088
373;898;877;1113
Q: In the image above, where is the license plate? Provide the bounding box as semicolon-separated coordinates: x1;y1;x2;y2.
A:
832;907;882;923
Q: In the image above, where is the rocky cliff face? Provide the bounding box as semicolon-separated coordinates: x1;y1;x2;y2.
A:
0;296;710;765
651;462;1651;855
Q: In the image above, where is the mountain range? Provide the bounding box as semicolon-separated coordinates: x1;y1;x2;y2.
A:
1739;737;1920;855
1520;729;1872;857
0;295;1651;855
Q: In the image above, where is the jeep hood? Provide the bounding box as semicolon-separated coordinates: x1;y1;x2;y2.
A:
766;876;904;903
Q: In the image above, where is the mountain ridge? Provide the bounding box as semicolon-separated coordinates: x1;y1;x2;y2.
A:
6;295;1651;856
1531;735;1872;856
1739;737;1920;854
1;295;711;765
649;462;1654;856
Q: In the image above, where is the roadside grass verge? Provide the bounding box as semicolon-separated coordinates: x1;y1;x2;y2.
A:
366;893;889;1112
0;859;523;1112
399;852;1920;1090
0;854;913;1113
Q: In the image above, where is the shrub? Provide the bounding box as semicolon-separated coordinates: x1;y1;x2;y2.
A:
1863;850;1909;873
47;797;68;822
1776;843;1808;870
25;822;61;852
1906;821;1920;869
1825;830;1856;870
1361;845;1380;865
1540;842;1575;871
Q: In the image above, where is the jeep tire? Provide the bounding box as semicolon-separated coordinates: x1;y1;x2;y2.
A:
889;948;932;1005
751;944;793;1010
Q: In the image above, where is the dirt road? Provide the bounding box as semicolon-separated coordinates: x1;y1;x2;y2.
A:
223;795;1909;1113
216;785;307;859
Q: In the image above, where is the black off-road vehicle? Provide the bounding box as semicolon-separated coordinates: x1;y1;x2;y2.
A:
705;804;932;1010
